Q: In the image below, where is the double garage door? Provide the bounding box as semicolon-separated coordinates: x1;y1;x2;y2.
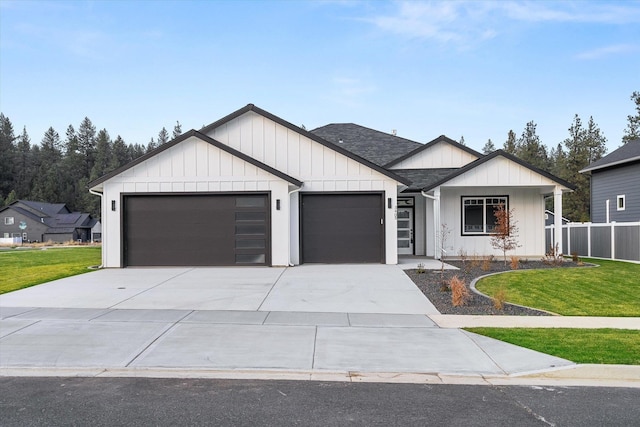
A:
123;194;270;267
122;193;384;267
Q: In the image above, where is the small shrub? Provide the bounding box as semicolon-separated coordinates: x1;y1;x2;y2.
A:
481;257;492;271
470;253;481;268
572;252;579;263
450;275;470;307
510;255;520;270
493;286;507;310
543;243;563;266
416;262;426;274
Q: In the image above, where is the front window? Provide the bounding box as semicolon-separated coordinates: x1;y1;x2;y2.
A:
4;217;14;225
617;195;625;211
462;196;508;235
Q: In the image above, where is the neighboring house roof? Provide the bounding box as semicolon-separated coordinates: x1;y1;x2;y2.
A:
421;150;576;192
580;139;640;173
200;104;412;186
1;200;96;234
384;135;482;168
310;123;423;167
88;129;304;189
392;169;459;192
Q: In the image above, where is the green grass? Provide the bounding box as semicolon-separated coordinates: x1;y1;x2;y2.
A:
0;247;101;294
466;328;640;365
476;258;640;316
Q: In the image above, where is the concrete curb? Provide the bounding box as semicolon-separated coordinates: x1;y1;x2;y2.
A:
429;314;640;329
2;365;639;388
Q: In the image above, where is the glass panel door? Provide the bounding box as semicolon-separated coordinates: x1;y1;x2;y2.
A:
397;208;413;255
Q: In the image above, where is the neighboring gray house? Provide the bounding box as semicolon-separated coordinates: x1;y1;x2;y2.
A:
581;139;640;223
0;200;98;243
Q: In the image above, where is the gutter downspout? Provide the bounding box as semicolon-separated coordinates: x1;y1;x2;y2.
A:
88;188;104;268
421;189;441;260
288;185;303;266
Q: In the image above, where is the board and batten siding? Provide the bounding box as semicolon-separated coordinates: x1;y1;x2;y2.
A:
591;163;640;223
99;136;291;268
205;111;401;264
440;187;546;257
388;143;478;169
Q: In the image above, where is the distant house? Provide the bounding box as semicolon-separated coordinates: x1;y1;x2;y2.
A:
581;139;640;223
88;104;574;268
0;200;98;243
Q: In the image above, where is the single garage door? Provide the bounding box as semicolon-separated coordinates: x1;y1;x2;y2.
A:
301;193;384;263
123;193;270;267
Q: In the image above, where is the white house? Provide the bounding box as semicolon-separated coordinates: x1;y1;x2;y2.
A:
89;104;573;267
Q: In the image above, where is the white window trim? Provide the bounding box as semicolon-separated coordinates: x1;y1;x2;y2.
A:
617;195;625;211
4;217;14;225
462;196;508;235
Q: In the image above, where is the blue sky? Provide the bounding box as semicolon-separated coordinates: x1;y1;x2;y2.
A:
1;0;639;154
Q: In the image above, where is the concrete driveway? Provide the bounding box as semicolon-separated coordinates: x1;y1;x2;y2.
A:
0;265;572;380
0;264;438;314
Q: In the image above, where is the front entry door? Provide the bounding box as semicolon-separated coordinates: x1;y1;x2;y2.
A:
397;207;413;255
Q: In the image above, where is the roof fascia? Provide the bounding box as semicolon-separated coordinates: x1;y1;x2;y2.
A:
422;149;576;191
384;135;482;168
580;156;640;173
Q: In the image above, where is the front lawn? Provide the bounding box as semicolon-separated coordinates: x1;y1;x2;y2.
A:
475;258;640;316
466;327;640;365
0;247;101;294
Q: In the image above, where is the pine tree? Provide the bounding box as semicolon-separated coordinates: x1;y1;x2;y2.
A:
482;138;495;154
459;135;465;146
561;114;608;221
90;129;112;181
0;113;16;199
503;130;517;154
110;135;129;170
172;121;182;139
516;121;549;170
32;127;64;203
77;117;97;177
622;91;640;144
147;137;157;152
13;127;34;198
61;125;85;211
158;127;170;145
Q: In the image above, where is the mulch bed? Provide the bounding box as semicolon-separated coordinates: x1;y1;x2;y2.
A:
405;259;584;316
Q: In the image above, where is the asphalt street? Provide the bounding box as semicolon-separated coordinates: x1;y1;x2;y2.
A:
1;377;639;427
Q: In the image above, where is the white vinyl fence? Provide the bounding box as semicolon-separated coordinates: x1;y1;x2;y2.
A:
545;222;640;262
0;237;22;245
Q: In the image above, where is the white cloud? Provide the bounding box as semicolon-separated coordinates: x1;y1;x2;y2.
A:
575;44;640;60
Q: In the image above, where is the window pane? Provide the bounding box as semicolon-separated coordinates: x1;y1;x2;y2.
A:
464;205;483;232
397;240;410;248
236;254;266;264
235;212;266;221
236;239;266;249
4;217;14;225
397;211;410;219
235;197;265;208
235;224;266;235
397;230;410;238
398;220;410;229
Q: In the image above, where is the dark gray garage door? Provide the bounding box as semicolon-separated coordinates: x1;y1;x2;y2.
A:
301;193;384;263
123;194;270;267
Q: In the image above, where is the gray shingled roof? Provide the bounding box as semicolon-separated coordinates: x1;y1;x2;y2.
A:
392;169;460;192
310;124;423;167
18;200;68;217
581;139;640;172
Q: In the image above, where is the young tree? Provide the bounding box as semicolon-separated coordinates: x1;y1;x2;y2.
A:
482;138;495;154
490;204;520;266
503;130;517;154
622;91;640;144
172;121;182;139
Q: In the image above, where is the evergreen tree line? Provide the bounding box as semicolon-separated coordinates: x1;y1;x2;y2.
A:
0;91;638;221
0;114;182;218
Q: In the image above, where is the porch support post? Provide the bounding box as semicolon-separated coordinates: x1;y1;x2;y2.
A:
553;186;563;256
433;187;441;260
